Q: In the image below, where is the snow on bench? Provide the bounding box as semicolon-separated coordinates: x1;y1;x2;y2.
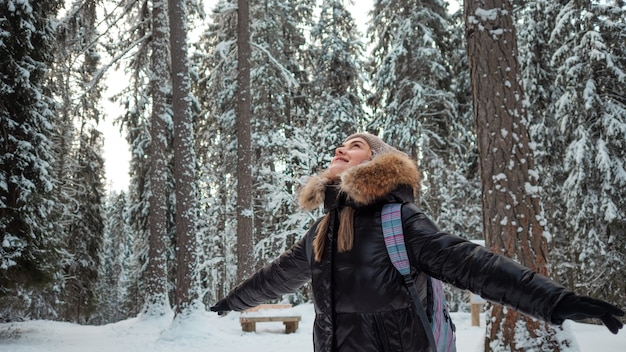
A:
240;304;301;334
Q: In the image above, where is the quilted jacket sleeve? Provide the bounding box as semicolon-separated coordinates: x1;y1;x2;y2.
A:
224;231;312;311
401;203;572;324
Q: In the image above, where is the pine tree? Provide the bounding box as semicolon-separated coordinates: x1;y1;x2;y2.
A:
96;192;133;323
143;0;172;317
517;0;570;288
296;0;367;243
464;0;570;349
438;7;483;309
367;0;479;238
308;0;368;154
0;0;64;320
368;0;456;153
193;0;318;300
169;0;201;315
103;0;178;316
102;0;154;316
62;125;106;323
549;0;626;305
191;0;240;304
248;0;315;271
50;0;107;324
236;0;254;282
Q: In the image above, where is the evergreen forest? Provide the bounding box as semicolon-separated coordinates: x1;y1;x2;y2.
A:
1;0;624;350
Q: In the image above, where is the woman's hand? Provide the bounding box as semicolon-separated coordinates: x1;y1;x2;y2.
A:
552;294;624;334
209;299;231;316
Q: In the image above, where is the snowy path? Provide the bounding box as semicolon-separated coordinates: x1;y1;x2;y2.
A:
1;303;624;352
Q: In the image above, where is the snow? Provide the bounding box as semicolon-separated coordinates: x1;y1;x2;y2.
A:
474;8;499;22
1;304;624;352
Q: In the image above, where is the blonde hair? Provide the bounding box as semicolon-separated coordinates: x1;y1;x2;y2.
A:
313;207;355;262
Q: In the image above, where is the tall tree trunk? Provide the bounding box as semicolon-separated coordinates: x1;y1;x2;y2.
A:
464;0;566;350
169;0;199;315
144;0;170;316
236;0;254;282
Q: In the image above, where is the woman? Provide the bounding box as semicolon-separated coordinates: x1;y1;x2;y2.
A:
210;133;623;352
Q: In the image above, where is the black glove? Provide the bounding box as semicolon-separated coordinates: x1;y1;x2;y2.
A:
553;294;624;334
209;299;231;316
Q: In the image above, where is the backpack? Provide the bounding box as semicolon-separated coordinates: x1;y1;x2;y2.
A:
382;203;457;352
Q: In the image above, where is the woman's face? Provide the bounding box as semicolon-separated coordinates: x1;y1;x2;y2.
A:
328;137;372;179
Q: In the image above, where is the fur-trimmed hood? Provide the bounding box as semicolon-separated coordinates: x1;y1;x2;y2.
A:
298;151;421;210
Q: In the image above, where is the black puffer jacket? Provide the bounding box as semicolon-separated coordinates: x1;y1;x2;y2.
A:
223;152;572;352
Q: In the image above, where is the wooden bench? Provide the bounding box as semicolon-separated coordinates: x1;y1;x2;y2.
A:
240;315;302;333
240;304;302;334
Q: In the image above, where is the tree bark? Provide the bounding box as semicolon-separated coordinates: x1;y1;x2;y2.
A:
236;0;254;282
464;0;563;350
145;0;170;315
169;0;199;314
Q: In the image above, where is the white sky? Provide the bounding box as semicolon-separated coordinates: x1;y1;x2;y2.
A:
101;92;130;192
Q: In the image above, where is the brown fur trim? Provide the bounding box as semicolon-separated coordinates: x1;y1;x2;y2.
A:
340;152;420;206
298;152;421;210
298;171;332;211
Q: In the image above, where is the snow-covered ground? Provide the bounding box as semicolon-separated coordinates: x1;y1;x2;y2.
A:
1;303;624;352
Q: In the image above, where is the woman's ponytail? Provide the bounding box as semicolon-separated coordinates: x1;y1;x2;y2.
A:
312;207;355;262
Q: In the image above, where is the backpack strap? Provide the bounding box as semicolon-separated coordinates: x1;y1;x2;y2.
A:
382;203;437;352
